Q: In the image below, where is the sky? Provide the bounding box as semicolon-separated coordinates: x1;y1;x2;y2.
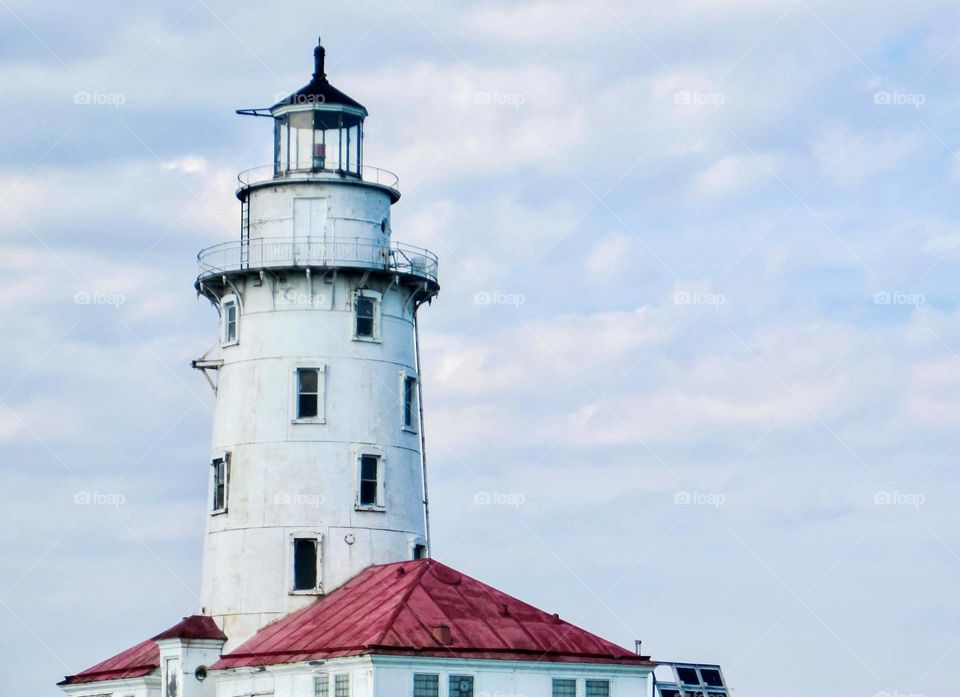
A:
1;1;959;695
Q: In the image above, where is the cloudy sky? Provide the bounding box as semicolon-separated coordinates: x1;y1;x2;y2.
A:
2;1;959;695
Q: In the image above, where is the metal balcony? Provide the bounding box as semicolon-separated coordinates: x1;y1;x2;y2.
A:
196;236;438;285
237;164;400;196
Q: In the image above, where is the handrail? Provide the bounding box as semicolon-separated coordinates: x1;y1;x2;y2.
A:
197;236;438;284
237;164;399;189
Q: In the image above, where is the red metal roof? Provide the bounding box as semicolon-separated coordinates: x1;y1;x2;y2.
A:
60;616;226;686
213;559;652;670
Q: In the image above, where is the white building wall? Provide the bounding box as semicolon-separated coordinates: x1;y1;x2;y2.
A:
212;656;652;697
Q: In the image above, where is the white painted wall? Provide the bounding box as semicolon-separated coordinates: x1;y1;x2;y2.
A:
61;676;160;697
212;656;653;697
198;178;431;649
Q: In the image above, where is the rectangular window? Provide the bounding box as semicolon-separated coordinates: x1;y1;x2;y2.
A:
211;457;228;513
334;674;350;697
449;675;474;697
584;680;609;697
553;679;577;697
297;368;320;419
315;674;329;697
413;674;439;697
293;538;318;590
358;454;380;507
403;375;417;429
222;300;237;344
354;293;377;339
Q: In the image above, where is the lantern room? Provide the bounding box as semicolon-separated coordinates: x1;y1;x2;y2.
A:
248;38;368;178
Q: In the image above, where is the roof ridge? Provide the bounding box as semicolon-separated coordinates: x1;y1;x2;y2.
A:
373;560;434;647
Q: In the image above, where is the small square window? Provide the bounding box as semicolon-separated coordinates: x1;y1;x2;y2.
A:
699;669;723;688
358;454;381;508
413;673;439;697
211;457;229;513
676;667;701;686
552;678;577;697
334;674;350;697
354;292;379;340
222;299;238;344
293;537;319;591
449;675;474;697
585;680;609;697
412;543;427;560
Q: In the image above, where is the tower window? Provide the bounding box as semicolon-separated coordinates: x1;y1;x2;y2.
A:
353;291;380;341
357;454;382;508
449;675;474;697
222;298;238;345
552;679;577;697
413;674;439;697
211;456;229;513
297;368;320;419
293;537;319;591
334;674;350;697
412;543;427;560
402;374;418;430
585;680;610;697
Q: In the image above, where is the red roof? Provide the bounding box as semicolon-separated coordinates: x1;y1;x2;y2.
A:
60;616;226;686
213;559;652;669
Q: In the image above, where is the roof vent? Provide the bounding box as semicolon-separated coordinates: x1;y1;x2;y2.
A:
552;613;562;625
500;603;510;617
432;624;452;645
397;566;406;576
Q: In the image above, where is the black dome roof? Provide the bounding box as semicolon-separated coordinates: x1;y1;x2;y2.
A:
271;38;367;114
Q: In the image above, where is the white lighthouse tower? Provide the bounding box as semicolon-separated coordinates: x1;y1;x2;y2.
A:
192;39;439;648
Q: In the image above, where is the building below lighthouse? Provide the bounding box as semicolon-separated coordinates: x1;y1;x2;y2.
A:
59;39;731;697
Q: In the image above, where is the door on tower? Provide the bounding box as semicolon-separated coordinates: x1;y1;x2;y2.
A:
292;198;328;265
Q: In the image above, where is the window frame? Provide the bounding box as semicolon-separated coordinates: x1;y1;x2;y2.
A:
221;295;239;346
334;673;350;697
211;454;230;515
413;673;440;697
584;679;610;697
352;289;382;342
448;674;475;697
314;673;330;697
400;370;419;432
552;677;577;697
289;531;323;595
355;449;385;511
292;364;327;424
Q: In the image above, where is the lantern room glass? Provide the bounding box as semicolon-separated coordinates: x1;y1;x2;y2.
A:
275;109;362;178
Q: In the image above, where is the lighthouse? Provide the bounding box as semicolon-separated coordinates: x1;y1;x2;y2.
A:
192;38;439;648
59;39;731;697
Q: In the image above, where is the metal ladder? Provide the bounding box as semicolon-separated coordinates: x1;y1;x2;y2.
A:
240;196;250;269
